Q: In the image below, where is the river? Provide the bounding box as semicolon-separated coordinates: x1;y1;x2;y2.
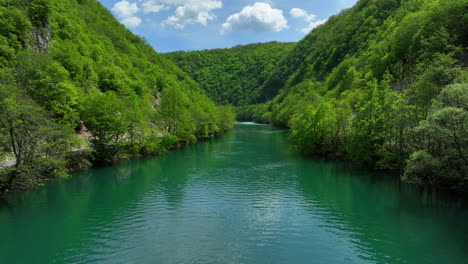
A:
1;123;467;263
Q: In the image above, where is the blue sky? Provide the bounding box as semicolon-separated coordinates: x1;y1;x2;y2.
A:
97;0;358;52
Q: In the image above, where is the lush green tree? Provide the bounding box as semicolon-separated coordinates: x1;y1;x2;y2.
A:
5;0;468;192
189;97;220;139
290;103;336;155
403;84;468;186
124;93;152;154
27;0;50;26
165;42;294;105
243;0;467;190
217;105;236;133
0;87;72;192
79;92;129;161
0;0;235;191
348;81;395;166
157;85;193;140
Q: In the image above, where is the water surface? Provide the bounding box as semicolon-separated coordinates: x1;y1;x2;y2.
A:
1;123;467;263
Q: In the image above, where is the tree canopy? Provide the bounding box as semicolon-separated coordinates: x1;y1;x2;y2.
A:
0;0;235;192
165;42;294;106
250;0;468;189
165;0;468;190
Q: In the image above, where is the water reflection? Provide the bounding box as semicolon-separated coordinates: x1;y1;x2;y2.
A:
293;157;468;264
0;123;467;264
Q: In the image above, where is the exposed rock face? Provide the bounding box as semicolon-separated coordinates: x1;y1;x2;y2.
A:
152;92;162;109
31;23;51;53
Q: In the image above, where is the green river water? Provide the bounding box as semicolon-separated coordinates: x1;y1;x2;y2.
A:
0;123;467;263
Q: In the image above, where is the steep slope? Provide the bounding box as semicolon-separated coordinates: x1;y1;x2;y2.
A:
260;0;468;101
251;0;467;189
0;0;234;192
165;42;293;106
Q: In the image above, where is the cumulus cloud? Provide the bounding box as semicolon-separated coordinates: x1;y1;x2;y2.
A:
122;16;143;27
112;1;141;27
290;8;316;22
220;2;288;35
163;0;223;29
142;0;167;13
112;0;139;18
290;7;326;34
299;19;327;34
155;0;186;4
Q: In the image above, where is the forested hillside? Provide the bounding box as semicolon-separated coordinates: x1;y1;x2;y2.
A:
0;0;235;192
1;0;467;193
249;0;468;189
165;42;293;106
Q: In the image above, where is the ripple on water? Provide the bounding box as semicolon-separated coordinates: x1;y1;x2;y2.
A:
2;124;468;264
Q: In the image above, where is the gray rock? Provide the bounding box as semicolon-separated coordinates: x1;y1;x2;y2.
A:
31;23;51;53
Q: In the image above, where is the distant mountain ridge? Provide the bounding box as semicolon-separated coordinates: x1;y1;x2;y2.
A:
164;42;294;106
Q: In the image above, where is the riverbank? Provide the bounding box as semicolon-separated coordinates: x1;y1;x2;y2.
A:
2;123;467;264
0;130;228;195
237;112;468;195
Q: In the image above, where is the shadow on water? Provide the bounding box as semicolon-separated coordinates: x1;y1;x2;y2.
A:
0;197;11;211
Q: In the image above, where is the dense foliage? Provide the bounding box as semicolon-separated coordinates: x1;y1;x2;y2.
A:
247;0;468;189
165;42;293;106
0;0;235;192
1;0;466;192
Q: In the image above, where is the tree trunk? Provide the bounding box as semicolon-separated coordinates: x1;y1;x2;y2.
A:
0;170;17;194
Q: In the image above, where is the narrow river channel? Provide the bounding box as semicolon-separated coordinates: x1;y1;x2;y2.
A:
1;123;467;263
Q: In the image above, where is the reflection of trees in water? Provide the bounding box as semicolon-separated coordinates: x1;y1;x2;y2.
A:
294;158;468;264
2;124;467;263
0;198;11;211
0;132;235;216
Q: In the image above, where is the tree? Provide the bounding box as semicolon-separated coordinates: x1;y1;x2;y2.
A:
165;42;293;106
157;85;193;140
217;105;236;133
27;0;50;26
403;83;468;185
348;81;395;167
0;0;235;191
80;92;129;161
0;88;71;192
124;93;151;153
290;102;339;156
15;52;79;126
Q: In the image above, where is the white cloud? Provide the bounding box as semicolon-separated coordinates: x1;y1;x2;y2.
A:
163;0;223;29
112;1;142;28
142;1;167;13
112;0;139;18
122;16;142;27
300;19;327;34
220;2;288;35
290;7;326;34
155;0;186;4
290;8;315;22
